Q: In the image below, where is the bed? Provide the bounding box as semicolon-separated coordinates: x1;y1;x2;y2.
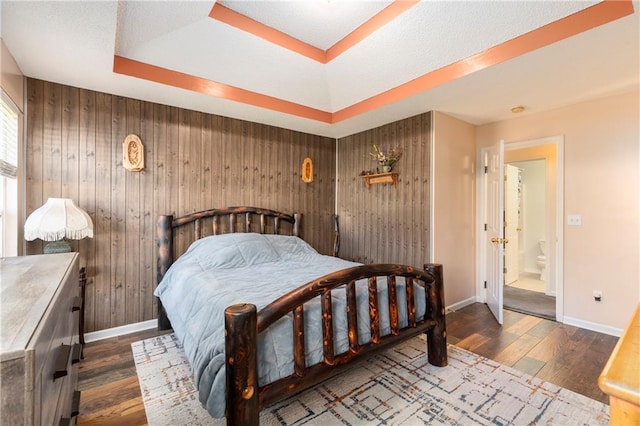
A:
155;206;447;425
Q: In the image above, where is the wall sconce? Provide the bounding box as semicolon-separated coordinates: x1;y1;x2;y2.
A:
24;198;94;253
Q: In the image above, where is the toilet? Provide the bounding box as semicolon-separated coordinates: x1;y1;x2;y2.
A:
536;240;547;281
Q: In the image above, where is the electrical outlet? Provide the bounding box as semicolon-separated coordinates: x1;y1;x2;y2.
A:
568;214;582;226
593;290;602;302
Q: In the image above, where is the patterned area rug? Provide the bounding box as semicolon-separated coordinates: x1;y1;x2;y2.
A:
132;333;608;425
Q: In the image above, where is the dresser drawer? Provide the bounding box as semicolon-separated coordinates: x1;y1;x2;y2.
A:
56;320;81;425
39;327;72;425
1;253;80;426
39;264;79;426
56;363;80;426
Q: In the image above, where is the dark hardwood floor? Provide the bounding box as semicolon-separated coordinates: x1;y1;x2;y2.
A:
446;303;618;403
76;303;618;425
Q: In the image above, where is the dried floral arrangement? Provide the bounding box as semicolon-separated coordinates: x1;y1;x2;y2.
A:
369;144;403;167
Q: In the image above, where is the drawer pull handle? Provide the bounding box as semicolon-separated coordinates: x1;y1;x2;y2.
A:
72;296;82;312
71;343;83;364
71;390;81;417
53;344;72;381
79;266;87;287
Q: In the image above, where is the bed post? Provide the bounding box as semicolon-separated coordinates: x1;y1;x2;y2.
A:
293;213;301;238
225;304;259;426
424;263;447;367
332;214;340;257
157;215;174;330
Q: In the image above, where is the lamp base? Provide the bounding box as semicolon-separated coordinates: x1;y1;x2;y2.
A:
44;240;72;254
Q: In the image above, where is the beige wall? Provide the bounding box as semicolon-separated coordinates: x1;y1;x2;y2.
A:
1;39;24;256
477;90;640;331
1;38;24;109
433;112;477;307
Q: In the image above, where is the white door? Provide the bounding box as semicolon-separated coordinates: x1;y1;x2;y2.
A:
485;140;504;324
505;165;520;285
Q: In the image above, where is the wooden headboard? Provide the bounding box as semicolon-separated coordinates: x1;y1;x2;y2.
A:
155;206;300;329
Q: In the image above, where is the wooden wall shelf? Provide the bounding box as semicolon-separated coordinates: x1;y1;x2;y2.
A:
360;172;399;188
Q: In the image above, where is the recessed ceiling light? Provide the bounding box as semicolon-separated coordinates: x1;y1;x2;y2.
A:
511;105;525;113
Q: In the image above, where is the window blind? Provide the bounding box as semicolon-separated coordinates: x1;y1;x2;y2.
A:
0;90;18;179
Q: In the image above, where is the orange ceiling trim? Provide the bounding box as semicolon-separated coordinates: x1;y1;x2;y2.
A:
115;1;632;126
113;56;332;123
332;0;634;123
326;0;419;62
209;1;418;64
209;3;326;63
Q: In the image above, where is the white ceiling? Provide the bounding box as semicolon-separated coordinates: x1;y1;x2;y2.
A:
1;1;638;139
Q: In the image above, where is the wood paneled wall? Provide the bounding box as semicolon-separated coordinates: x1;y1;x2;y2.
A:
25;79;336;332
336;112;432;268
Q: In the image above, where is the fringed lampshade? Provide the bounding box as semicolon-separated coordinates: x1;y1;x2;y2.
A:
24;198;94;253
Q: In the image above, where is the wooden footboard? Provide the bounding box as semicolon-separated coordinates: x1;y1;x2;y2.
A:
225;263;447;425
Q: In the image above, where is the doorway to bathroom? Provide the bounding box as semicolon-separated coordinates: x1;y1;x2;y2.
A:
478;135;563;325
503;159;555;320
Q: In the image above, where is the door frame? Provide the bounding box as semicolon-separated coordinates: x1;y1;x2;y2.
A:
476;135;564;322
504;164;521;286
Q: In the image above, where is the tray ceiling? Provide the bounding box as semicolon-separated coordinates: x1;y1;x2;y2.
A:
1;1;638;138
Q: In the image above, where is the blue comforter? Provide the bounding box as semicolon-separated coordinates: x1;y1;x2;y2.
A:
154;233;426;417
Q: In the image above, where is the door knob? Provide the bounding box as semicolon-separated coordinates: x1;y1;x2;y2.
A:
491;238;500;243
491;237;508;244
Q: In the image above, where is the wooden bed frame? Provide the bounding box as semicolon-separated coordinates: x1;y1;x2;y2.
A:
156;206;447;425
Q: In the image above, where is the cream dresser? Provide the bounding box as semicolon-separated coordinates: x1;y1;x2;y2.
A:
1;253;82;425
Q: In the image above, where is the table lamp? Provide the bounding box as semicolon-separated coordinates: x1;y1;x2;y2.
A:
24;198;94;253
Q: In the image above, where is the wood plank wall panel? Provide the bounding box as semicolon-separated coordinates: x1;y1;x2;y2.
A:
43;83;62;201
25;79;336;332
25;80;44;254
94;92;112;331
78;88;97;336
111;95;126;328
140;101;155;323
336;112;432;269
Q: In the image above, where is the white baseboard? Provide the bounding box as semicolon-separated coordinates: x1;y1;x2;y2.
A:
562;316;623;337
94;298;623;343
86;296;481;343
85;319;157;343
446;296;478;314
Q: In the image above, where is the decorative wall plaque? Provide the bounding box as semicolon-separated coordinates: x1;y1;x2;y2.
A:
302;157;313;183
123;134;144;172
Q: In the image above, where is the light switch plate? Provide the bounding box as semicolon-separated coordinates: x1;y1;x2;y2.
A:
567;214;582;226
